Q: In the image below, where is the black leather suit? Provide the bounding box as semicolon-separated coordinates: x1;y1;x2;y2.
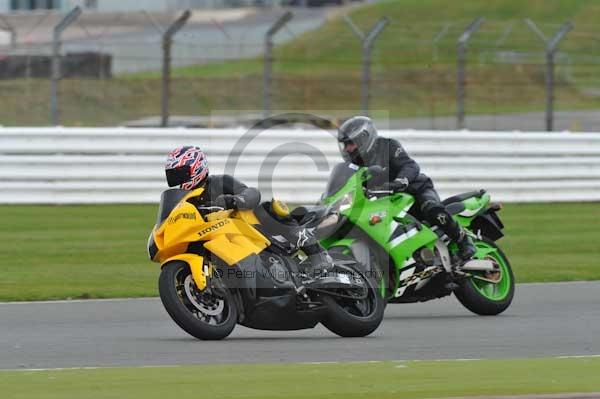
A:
356;137;465;243
191;174;260;210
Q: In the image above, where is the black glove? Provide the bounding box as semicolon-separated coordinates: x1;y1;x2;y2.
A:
215;194;236;209
383;177;409;192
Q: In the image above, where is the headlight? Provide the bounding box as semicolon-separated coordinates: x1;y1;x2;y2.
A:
334;191;354;212
147;231;158;261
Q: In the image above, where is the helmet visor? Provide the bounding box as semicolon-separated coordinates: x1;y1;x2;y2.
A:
338;140;359;154
165;165;191;188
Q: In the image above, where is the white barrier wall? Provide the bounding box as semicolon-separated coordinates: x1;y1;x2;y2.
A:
1;128;600;204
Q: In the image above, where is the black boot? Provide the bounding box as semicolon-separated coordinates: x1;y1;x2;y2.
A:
423;203;476;262
456;230;476;261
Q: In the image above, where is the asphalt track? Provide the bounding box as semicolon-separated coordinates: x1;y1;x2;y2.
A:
1;282;598;370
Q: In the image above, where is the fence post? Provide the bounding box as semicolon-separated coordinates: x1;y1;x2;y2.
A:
344;15;388;116
361;18;388;116
456;17;484;130
161;10;191;128
263;11;293;119
50;7;82;126
525;19;572;132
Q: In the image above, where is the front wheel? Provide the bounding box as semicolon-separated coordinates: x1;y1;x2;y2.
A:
454;238;515;316
319;258;385;337
159;261;237;340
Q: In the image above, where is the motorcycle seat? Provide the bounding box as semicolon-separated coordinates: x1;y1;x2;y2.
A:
291;205;329;227
290;206;309;222
442;189;486;206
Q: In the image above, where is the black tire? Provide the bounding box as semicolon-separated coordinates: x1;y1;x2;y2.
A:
319;250;385;337
454;238;515;316
159;261;237;340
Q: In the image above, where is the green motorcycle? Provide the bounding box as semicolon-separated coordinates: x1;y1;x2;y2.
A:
295;163;514;315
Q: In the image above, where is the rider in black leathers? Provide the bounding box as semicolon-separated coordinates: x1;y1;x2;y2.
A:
337;116;476;261
165;146;333;275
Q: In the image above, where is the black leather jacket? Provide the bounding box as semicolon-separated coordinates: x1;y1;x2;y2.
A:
191;174;261;209
361;137;433;194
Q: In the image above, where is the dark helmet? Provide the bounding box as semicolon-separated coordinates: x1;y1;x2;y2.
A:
337;116;378;164
165;146;209;190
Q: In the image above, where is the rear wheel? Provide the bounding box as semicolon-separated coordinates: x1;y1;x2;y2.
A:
159;261;237;340
454;238;514;316
319;250;385;337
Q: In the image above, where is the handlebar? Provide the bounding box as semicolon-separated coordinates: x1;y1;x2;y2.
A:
197;205;226;212
364;188;395;198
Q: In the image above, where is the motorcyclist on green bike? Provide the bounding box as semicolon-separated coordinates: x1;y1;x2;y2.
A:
337;116;476;261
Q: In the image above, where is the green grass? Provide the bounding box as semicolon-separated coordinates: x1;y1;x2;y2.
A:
3;0;600;126
0;205;159;301
2;357;600;399
125;0;600;119
497;202;600;282
0;202;599;302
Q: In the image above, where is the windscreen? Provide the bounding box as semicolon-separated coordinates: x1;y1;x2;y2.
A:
156;189;189;225
324;162;359;197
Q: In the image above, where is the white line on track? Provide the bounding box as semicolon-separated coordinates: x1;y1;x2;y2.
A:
2;367;103;372
0;365;183;372
1;356;599;372
556;355;600;359
0;297;161;305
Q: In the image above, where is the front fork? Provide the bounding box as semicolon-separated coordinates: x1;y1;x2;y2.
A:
161;253;211;291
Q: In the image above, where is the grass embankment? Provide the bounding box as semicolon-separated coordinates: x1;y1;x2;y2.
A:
1;358;600;399
3;0;600;126
0;203;598;301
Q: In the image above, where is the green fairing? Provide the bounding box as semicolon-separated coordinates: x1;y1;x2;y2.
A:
455;194;491;227
470;241;512;301
322;237;355;250
475;245;498;259
320;166;495;300
324;170;437;254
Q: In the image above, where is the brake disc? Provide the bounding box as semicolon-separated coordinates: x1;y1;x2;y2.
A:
184;275;225;316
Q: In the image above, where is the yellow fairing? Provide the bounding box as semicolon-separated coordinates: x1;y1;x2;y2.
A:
151;187;270;280
162;253;208;290
153;201;205;262
182;187;207;203
198;217;270;265
236;209;261;225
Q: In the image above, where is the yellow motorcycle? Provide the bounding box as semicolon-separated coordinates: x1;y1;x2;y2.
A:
147;187;385;340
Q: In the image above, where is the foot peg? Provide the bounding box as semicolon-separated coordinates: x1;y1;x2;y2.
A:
444;282;460;291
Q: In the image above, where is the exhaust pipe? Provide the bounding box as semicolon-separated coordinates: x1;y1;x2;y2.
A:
461;259;497;271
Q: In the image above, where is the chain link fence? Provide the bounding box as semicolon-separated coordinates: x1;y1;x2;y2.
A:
1;6;600;130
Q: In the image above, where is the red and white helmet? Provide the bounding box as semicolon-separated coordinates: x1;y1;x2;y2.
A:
165;146;209;190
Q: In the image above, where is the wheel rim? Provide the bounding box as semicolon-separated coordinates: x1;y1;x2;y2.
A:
174;266;231;326
330;270;377;318
469;242;512;301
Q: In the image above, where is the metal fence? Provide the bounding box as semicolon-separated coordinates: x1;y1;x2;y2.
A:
2;6;600;131
2;128;600;204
